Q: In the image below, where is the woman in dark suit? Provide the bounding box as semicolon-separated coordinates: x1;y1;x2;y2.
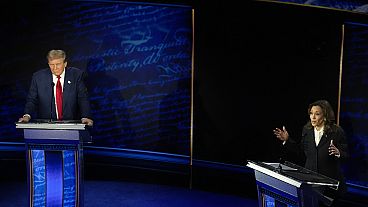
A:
273;100;349;206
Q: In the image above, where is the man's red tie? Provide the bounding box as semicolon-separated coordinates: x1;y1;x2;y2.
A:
56;75;63;120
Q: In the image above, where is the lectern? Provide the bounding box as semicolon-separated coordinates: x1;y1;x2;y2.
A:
16;122;91;207
246;160;339;207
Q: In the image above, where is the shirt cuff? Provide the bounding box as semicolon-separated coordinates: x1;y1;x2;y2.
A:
23;114;31;119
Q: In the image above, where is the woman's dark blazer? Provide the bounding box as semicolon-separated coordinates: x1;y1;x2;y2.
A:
283;124;349;193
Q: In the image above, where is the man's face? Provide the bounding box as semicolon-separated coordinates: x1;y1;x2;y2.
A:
48;58;67;76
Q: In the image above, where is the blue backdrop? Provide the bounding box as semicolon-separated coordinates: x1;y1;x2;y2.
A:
0;1;192;155
273;0;368;13
340;22;368;187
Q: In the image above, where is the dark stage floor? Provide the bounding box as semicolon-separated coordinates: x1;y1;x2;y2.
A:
0;180;258;207
0;158;259;207
1;158;367;207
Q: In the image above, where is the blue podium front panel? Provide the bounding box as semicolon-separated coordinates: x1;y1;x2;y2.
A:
247;161;337;207
31;150;46;207
257;181;299;207
27;144;81;207
63;150;78;207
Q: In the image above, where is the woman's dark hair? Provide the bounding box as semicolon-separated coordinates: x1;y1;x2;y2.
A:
304;100;337;132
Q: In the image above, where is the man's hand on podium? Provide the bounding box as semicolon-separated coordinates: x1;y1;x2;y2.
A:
18;114;31;123
81;118;93;126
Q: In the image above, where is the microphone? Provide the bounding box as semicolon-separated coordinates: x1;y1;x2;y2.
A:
277;163;283;173
50;82;55;123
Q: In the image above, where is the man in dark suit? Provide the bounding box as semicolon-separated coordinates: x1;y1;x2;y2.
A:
18;49;93;126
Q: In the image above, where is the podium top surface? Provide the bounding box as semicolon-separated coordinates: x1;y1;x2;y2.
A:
246;160;339;188
16;122;87;130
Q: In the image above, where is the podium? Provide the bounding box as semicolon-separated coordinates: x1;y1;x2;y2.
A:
16;122;91;207
246;160;339;207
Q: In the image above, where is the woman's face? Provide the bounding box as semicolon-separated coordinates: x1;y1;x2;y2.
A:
309;105;325;128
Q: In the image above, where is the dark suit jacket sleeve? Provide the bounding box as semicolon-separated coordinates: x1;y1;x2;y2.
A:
77;70;92;119
280;129;307;165
335;127;349;160
24;73;39;117
284;140;306;160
